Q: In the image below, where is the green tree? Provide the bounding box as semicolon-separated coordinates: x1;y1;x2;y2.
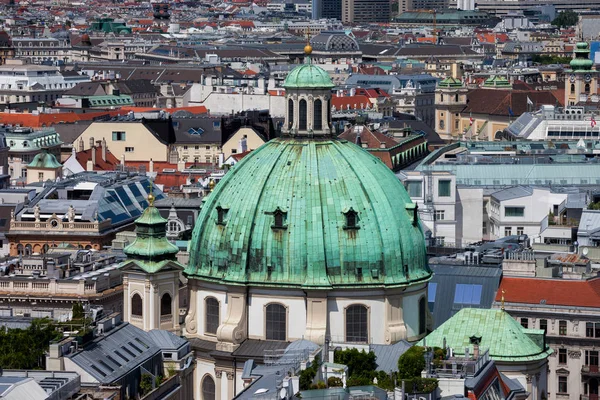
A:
334;348;377;377
397;346;426;379
552;10;579;28
139;373;154;395
299;355;321;390
327;377;343;387
0;318;62;370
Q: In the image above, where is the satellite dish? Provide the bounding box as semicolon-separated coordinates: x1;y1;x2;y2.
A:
583;248;589;256
279;388;286;399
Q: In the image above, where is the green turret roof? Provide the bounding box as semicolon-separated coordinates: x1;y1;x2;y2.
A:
483;76;511;88
283;62;335;89
121;203;180;274
570;41;594;71
418;308;552;362
438;77;463;88
28;152;61;169
185;137;431;289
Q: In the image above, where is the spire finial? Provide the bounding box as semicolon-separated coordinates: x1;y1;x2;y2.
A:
501;289;506;311
147;179;155;207
209;178;216;192
304;27;312;57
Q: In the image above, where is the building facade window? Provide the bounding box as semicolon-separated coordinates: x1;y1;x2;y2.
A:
160;293;172;316
112;131;126;141
406;181;422;197
539;319;547;332
504;207;524;217
125;147;134;152
586;350;599;367
505;227;512;237
559;320;567;335
205;297;219;335
265;303;286;341
517;227;524;235
586;322;600;338
520;318;528;328
131;294;143;317
299;99;307;130
558;376;568;394
202;375;216;400
346;304;368;343
559;348;567;364
438;180;451;197
435;210;445;221
313;99;322;130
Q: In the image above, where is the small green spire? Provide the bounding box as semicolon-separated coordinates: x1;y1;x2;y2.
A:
122;203;180;273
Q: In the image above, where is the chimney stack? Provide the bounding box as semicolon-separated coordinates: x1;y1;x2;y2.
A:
101;138;107;162
91;142;96;166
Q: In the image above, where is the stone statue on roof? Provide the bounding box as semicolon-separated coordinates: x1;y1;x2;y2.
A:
68;205;76;223
34;204;40;222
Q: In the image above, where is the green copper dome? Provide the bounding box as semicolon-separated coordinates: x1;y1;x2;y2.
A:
28;152;61;169
283;63;335;89
185;137;431;289
122;205;180;273
570;41;594;71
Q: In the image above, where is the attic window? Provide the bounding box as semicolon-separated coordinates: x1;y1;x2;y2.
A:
343;208;360;230
271;207;287;230
216;206;229;226
188;127;204;135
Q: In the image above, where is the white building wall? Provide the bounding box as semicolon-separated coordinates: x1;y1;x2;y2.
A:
196;288;227;337
195;360;216;400
328;296;386;344
247;291;307;341
457;187;484;246
402;287;427;339
188;88;286;117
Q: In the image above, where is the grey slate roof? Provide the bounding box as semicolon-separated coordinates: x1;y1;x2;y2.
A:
370;340;411;373
428;264;502;329
54;121;92;146
231;339;290;359
68;323;162;383
147;329;188;351
490;186;534;201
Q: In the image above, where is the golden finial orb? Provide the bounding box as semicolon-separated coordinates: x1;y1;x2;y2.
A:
304;44;313;55
148;192;155;207
209;178;216;192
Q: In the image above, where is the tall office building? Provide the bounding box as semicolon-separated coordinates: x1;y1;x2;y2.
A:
410;0;448;9
342;0;391;23
312;0;342;20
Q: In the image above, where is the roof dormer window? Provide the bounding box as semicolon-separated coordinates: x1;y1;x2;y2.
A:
216;205;228;226
343;208;359;230
271;207;287;230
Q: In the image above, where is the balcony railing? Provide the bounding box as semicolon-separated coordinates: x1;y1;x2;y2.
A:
582;365;600;375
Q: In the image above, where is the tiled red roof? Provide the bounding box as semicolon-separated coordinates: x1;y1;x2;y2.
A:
338;125;398;149
464;89;560;117
496;277;600;308
332;95;372;111
76;147;119;171
230;150;252;161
